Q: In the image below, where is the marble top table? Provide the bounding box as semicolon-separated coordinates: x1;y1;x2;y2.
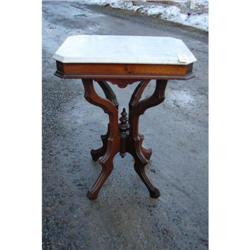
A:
54;35;196;200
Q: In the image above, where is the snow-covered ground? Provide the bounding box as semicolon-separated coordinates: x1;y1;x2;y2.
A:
82;0;208;31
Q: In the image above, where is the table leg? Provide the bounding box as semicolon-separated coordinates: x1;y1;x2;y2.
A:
128;80;168;198
98;81;119;109
82;79;120;200
90;127;109;161
90;81;119;161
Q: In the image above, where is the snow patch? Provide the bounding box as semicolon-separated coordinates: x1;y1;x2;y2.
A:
82;0;208;31
167;89;195;109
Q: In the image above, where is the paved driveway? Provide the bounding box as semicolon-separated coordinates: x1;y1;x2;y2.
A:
43;1;208;249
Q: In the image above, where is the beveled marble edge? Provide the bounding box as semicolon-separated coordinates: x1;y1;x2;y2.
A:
53;54;196;65
53;35;197;65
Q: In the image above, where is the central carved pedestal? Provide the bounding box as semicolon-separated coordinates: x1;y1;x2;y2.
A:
82;79;168;200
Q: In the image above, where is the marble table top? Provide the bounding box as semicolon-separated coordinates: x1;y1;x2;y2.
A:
53;35;196;65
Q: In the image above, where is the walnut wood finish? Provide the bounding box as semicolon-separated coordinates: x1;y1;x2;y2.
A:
54;44;194;200
90;81;118;162
82;79;168;200
82;80;120;200
55;61;194;88
57;61;192;76
128;80;168;198
97;81;119;108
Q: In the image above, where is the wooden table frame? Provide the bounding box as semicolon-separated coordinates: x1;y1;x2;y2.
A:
55;62;194;200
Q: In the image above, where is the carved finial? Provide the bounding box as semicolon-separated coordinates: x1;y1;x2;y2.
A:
119;108;129;158
119;108;128;130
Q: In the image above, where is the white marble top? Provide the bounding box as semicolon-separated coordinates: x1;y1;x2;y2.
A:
53;35;196;65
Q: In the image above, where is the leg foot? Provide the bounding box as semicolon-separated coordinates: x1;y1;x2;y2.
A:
149;187;160;198
134;162;161;198
86;161;113;200
87;190;98;200
129;140;160;198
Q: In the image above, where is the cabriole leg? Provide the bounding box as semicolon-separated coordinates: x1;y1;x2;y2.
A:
82;79;119;200
128;80;168;198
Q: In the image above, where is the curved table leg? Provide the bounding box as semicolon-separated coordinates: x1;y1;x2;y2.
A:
139;134;152;160
90;126;109;161
129;80;152;160
90;81;119;161
97;81;119;108
82;79;120;200
128;80;168;198
87;138;116;200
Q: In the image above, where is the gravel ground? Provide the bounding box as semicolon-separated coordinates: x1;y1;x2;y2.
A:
43;1;208;249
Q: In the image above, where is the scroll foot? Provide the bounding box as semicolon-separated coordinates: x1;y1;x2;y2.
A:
129;141;160;198
87;159;114;200
87;190;98;200
134;162;160;199
149;187;160;198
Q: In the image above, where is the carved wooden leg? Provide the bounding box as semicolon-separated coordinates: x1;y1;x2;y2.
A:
87;138;117;200
127;137;160;198
82;79;120;200
139;134;152;160
98;81;119;109
90;126;109;161
129;81;152;160
90;81;119;162
128;80;168;198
